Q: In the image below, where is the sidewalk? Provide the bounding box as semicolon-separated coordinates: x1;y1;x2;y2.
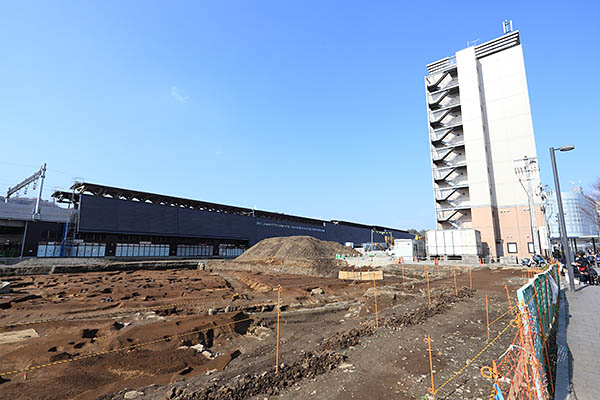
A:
562;281;600;400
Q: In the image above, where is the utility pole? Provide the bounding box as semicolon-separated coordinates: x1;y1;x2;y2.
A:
540;186;554;254
514;156;541;255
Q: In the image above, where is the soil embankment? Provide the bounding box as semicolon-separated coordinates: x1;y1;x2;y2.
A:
224;236;358;277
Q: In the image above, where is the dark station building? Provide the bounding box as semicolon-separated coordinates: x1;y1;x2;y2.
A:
10;182;412;258
0;198;71;258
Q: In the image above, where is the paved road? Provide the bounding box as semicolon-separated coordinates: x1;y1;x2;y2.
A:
565;280;600;400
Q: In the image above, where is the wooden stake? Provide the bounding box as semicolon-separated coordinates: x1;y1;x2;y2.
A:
485;295;490;340
492;360;499;386
401;264;405;289
276;285;281;373
425;266;431;306
452;266;458;296
424;335;436;399
373;271;379;328
469;265;472;289
504;285;512;310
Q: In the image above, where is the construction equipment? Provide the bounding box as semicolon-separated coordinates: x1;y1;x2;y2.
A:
384;233;394;249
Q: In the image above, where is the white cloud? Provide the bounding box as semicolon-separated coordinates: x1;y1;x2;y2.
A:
170;86;189;103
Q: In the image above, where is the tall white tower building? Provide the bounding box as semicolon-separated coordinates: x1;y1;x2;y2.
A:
425;29;543;258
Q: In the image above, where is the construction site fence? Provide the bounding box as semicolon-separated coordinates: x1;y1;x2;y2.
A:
37;242;107;258
518;263;559;370
487;263;559;400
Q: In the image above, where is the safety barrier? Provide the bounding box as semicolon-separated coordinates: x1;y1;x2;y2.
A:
518;264;559;394
484;263;559;400
421;263;561;400
38;242;107;258
338;270;383;281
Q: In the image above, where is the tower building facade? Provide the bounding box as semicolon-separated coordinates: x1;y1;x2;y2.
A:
425;30;543;258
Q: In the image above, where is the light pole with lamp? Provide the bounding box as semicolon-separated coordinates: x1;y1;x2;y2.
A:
550;145;575;291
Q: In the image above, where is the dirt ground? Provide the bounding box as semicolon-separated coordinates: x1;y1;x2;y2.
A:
0;264;528;400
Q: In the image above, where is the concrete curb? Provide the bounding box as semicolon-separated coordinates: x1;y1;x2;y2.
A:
554;288;572;399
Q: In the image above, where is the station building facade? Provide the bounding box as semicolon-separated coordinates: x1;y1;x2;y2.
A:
14;182;414;258
0;199;70;258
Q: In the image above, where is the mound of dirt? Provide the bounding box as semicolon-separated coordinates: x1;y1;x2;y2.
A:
234;236;359;277
237;236;359;262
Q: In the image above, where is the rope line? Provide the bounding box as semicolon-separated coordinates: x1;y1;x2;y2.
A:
433;318;516;396
488;304;518;327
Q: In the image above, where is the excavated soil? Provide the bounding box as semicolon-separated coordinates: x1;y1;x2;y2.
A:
1;262;529;400
321;287;475;352
176;351;347;400
0;267;371;399
237;236;359;262
233;236;358;277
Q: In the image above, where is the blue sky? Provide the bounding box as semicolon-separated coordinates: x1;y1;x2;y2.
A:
1;1;597;230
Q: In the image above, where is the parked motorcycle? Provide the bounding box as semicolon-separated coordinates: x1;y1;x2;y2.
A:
521;254;546;268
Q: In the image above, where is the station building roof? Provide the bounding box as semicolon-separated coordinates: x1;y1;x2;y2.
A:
52;182;408;235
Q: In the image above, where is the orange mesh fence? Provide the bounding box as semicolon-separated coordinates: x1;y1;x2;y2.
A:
485;263;559;400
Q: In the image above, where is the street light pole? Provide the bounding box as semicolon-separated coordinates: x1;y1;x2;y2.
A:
550;146;575;291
